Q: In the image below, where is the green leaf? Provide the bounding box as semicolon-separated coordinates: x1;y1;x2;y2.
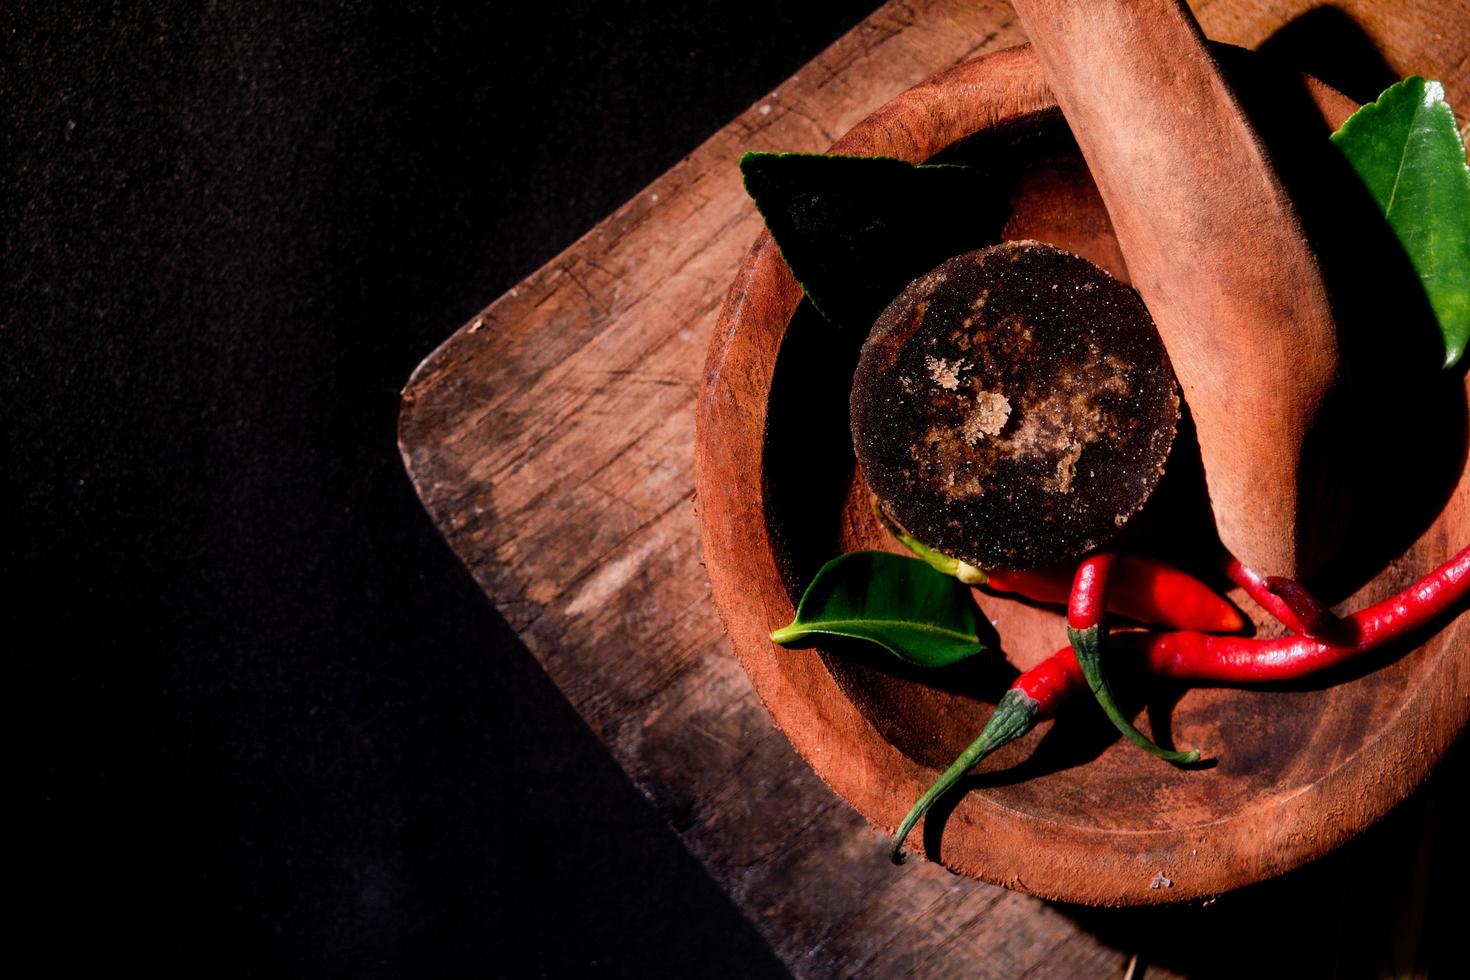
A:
739;152;1006;331
769;551;985;667
1331;77;1470;368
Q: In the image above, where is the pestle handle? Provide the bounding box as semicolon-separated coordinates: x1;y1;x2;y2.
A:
1010;0;1342;578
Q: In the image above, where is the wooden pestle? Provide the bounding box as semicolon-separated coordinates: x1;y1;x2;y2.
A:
1009;0;1342;578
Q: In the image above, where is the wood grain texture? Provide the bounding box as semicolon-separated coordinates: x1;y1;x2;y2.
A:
400;0;1470;975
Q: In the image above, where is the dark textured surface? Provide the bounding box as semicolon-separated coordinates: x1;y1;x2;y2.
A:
6;1;876;974
853;241;1178;569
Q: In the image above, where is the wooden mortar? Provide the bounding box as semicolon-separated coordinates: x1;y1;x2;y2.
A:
696;43;1470;903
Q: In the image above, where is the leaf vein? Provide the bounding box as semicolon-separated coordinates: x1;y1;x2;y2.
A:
793;619;977;642
1383;82;1431;219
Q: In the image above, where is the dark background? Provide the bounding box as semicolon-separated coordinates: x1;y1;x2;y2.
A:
9;1;1470;977
8;2;876;975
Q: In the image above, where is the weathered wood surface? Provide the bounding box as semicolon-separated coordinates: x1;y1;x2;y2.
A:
400;1;1469;975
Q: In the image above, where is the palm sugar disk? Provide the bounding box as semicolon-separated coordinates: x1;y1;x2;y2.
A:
851;240;1180;570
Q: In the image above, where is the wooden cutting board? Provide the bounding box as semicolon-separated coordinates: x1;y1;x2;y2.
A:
399;1;1469;975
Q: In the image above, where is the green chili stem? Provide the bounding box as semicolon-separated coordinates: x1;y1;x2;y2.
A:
1068;624;1201;765
871;496;989;586
891;688;1038;864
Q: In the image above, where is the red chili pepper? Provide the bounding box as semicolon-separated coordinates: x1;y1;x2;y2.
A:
1045;539;1470;688
1125;539;1470;681
991;556;1244;632
1115;556;1246;633
1224;556;1307;633
1265;576;1343;640
873;497;1242;632
893;543;1470;863
1067;553;1201;765
894;541;1470;860
1223;557;1341;640
1066;553;1114;629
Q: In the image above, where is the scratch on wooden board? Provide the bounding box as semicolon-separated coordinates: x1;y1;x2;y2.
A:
563;530;665;617
689;720;739;754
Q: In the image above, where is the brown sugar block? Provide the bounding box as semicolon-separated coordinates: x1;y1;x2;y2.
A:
850;240;1179;570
